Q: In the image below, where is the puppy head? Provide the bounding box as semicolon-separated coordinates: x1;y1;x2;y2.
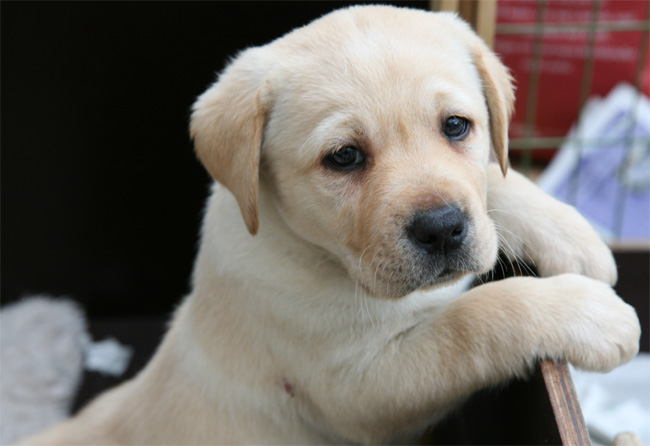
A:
191;6;514;297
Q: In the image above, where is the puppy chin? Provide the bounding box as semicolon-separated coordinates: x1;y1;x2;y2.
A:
356;268;472;300
421;269;472;289
359;250;497;299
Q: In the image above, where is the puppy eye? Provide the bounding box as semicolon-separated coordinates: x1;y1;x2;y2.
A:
443;116;470;140
327;146;365;170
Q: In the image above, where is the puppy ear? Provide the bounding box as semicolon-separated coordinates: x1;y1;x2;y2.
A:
190;50;269;235
472;43;515;176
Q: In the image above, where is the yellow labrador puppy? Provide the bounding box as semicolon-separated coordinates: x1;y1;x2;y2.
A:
23;5;639;445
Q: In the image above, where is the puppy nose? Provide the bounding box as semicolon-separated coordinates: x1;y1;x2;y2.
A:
407;206;467;255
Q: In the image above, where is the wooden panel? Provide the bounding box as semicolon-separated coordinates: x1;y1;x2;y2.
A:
475;0;497;48
431;0;497;48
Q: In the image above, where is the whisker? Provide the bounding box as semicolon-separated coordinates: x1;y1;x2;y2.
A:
494;226;537;278
498;226;537;271
432;182;452;208
372;259;383;295
490;215;537;265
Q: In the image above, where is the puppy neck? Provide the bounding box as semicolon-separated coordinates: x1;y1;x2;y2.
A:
192;182;352;299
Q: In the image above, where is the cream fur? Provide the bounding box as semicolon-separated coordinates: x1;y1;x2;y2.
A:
21;5;639;445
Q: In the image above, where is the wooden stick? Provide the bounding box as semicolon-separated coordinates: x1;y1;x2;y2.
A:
540;359;592;446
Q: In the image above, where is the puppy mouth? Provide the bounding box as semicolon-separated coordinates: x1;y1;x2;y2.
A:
433;267;464;282
357;248;479;299
419;266;469;290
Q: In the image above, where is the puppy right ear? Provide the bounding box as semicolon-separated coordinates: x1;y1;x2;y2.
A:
190;49;270;235
471;41;515;177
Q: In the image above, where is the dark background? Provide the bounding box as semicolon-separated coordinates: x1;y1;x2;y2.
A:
2;1;427;318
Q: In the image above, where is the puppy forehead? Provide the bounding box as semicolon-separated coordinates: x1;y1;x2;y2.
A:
266;11;485;160
274;12;481;99
300;78;478;145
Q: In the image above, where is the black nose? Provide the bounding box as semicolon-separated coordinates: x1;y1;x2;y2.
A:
407;206;468;255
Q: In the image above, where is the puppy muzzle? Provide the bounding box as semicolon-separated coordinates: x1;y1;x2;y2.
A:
402;205;476;290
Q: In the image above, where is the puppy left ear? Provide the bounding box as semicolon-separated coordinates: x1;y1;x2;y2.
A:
472;43;515;176
190;48;271;235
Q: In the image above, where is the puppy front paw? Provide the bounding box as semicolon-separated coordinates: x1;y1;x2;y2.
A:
543;274;639;372
529;202;617;286
487;165;617;285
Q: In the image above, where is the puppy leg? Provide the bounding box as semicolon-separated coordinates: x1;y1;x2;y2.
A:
434;274;639;373
487;163;617;285
326;274;639;443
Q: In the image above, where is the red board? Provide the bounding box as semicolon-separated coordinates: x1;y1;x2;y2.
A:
494;0;649;158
